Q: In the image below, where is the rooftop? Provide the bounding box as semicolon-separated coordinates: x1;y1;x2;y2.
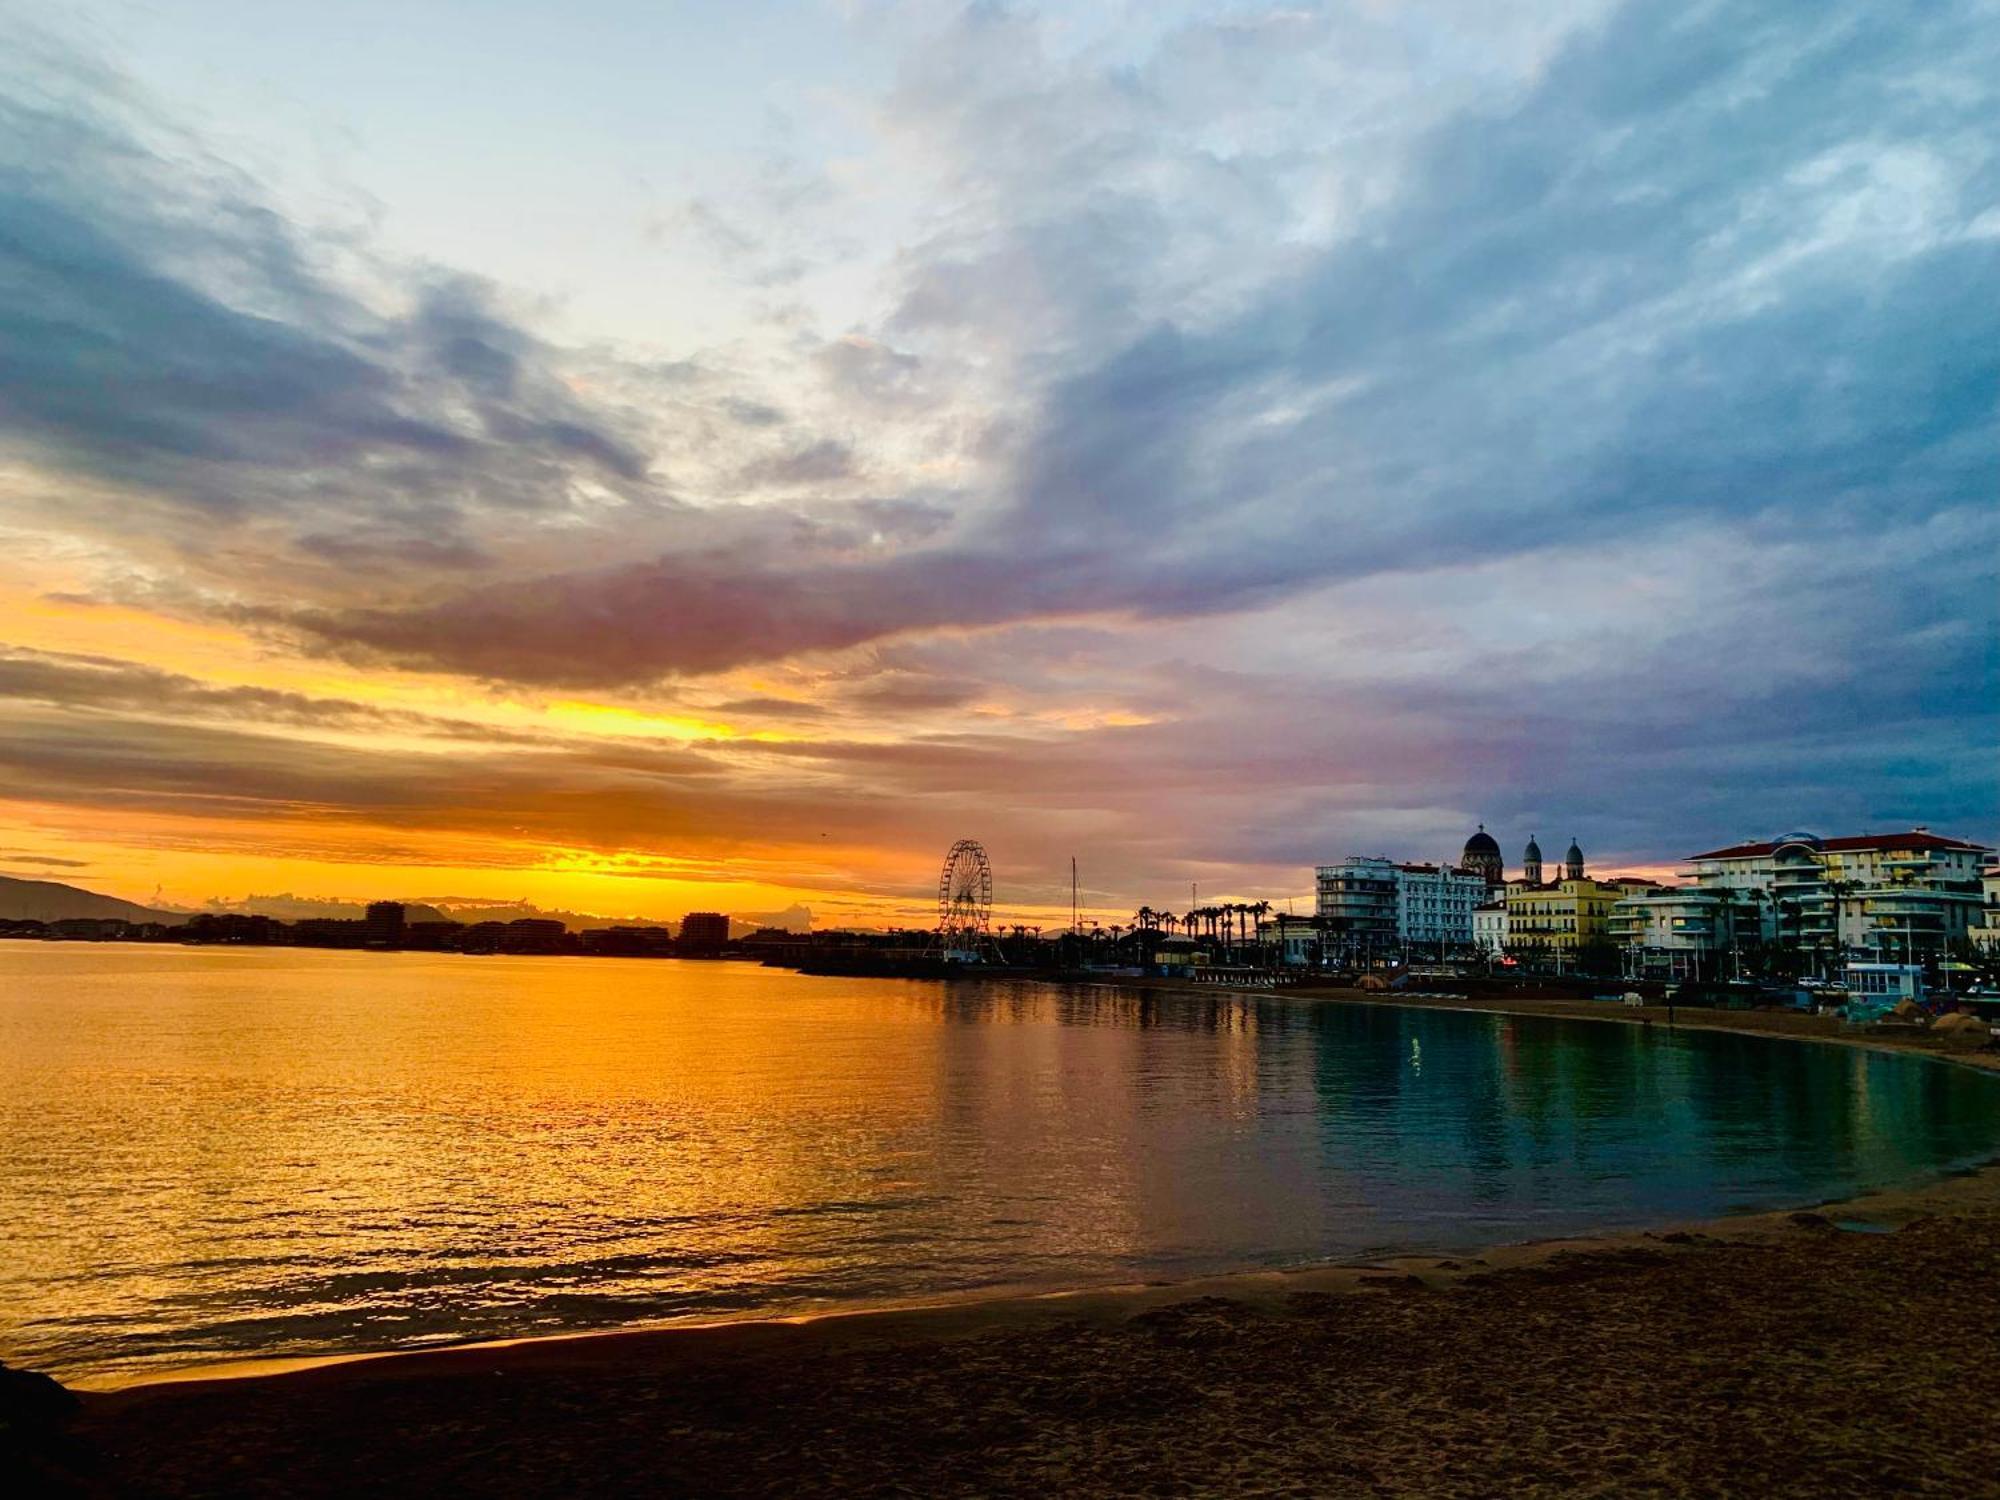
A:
1687;830;1991;861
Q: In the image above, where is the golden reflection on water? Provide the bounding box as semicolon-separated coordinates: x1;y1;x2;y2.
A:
3;940;1998;1384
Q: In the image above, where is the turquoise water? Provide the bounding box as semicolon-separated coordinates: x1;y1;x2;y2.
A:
3;942;1996;1384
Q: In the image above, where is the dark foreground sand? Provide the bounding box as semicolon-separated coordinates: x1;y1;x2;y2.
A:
23;1003;2000;1499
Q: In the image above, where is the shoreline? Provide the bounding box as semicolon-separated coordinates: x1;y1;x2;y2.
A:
62;1168;2000;1497
36;990;2000;1496
1094;975;2000;1073
64;987;2000;1399
82;1153;2000;1404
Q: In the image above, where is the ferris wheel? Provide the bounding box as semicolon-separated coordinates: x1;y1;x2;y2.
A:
936;838;992;949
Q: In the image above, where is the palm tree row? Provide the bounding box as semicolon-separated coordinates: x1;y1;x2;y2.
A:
1129;901;1275;953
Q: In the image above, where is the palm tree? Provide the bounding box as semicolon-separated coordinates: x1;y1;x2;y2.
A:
1822;878;1859;974
1740;887;1767;951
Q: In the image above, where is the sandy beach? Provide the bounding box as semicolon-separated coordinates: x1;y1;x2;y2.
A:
21;996;2000;1498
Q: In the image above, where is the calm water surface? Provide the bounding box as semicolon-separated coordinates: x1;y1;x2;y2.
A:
5;942;1998;1384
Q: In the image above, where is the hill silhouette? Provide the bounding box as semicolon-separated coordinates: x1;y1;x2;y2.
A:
0;875;179;924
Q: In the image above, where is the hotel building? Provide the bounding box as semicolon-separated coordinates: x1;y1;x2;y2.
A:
1314;855;1484;958
1681;830;1989;961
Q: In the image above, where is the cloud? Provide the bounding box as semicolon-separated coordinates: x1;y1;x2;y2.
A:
0;851;90;869
215;0;1996;706
0;1;1994;897
0;33;663;581
731;437;856;491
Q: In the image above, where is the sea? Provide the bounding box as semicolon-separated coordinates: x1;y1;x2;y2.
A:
4;941;1997;1385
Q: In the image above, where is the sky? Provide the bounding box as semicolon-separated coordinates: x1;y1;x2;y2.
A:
0;0;1995;928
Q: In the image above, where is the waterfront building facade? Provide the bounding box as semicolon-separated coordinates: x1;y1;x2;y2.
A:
1256;913;1325;968
1472;901;1506;956
1974;856;2000;953
1607;886;1739;981
1314;855;1483;959
1394;862;1486;952
364;900;406;948
1505;875;1655;962
1683;830;1989;962
1314;857;1400;959
1499;836;1662;964
678;911;731;950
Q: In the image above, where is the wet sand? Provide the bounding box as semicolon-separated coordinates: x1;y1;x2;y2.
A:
33;1001;2000;1498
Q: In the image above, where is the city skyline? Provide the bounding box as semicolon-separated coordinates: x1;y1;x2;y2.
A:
2;0;1995;929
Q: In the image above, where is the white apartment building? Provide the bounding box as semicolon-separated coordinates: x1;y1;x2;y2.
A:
1314;855;1483;957
1683;829;1990;961
1607;886;1739;980
1472;902;1507;956
1395;862;1486;950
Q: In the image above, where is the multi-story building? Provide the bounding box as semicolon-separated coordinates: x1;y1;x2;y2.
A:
1500;838;1658;966
1314;856;1483;959
364;900;406;948
1472;901;1507;956
1393;862;1486;953
678;911;731;951
1683;829;1989;961
1314;857;1400;959
1506;876;1656;962
1974;856;2000;953
1607;886;1739;980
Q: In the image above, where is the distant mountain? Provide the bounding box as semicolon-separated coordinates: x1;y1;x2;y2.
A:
0;874;180;925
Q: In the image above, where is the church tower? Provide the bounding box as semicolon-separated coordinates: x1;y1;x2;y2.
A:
1564;838;1585;881
1523;835;1543;885
1460;824;1504;890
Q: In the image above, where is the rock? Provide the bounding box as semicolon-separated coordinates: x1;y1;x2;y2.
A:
1;1363;87;1498
0;1363;77;1434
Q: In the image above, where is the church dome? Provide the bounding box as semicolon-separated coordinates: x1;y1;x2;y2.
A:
1566;839;1584;865
1524;835;1542;862
1463;825;1501;859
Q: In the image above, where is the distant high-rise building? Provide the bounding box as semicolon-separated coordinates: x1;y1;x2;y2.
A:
678;912;730;951
364;901;406;948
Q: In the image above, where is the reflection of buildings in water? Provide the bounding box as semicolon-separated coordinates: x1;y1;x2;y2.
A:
925;985;1341;1270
